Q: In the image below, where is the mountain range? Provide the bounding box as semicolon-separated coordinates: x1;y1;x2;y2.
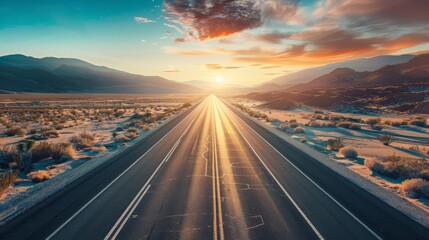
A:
0;54;202;94
241;54;429;113
290;54;429;90
266;54;415;88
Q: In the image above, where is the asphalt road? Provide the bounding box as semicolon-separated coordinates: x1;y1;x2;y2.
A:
0;95;428;240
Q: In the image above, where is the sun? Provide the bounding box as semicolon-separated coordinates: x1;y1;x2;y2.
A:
214;76;225;84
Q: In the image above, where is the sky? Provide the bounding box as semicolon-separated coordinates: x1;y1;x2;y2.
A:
1;0;429;86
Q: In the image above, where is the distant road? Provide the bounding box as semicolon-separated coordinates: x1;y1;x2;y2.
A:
1;95;428;239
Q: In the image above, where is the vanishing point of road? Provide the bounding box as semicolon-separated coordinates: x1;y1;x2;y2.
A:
1;95;428;240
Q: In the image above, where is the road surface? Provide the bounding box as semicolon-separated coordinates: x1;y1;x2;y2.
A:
0;95;428;240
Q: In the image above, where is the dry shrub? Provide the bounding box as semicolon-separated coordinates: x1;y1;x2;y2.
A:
70;131;95;150
125;131;138;140
27;170;50;183
327;138;344;151
51;143;76;163
336;122;352;129
350;123;362;130
30;142;52;162
329;115;341;122
377;134;394;145
401;178;429;199
371;125;384;131
290;123;299;128
114;134;129;143
408;118;427;128
0;171;17;195
4;126;27;136
365;118;381;126
339;146;358;159
390;121;401;127
279;124;289;131
126;128;139;134
0;145;21;164
294;127;305;134
365;155;429;180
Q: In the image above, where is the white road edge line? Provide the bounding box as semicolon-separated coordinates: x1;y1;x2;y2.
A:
105;101;203;240
222;99;383;240
45;100;205;240
214;100;324;240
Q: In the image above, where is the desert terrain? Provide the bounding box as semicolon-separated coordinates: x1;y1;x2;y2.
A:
0;94;203;204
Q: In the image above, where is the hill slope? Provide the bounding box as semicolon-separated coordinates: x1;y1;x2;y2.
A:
0;54;202;94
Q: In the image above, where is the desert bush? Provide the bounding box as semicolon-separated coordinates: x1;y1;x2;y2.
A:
27;170;50;183
401;178;429;199
17;139;36;152
294;127;305;134
4;126;26;136
365;157;399;178
0;171;17;196
300;137;307;143
116;126;124;131
390;121;401;127
278;124;289;131
125;131;138;139
314;114;324;120
371;125;384;131
336;121;352;129
91;146;106;153
365;155;429;180
377;134;394;145
328;138;344;151
339;146;358;159
114;134;129;143
365;118;381;126
126;128;139;134
327;138;344;151
51;143;76;163
40;128;60;139
309;121;321;127
409;119;427;128
30;142;52;162
350;123;362;130
0;145;22;165
70;131;95;150
329;115;341;122
290;122;299;128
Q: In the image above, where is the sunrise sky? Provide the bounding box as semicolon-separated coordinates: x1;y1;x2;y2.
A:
1;0;429;86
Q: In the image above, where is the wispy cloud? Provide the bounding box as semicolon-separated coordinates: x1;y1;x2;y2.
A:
134;16;155;23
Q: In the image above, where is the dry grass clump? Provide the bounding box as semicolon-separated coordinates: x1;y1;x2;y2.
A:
408;117;427;128
294;127;305;134
327;138;344;151
279;123;289;131
4;126;27;136
336;121;352;129
0;145;22;166
365;155;429;180
350;123;362;130
308;120;335;128
0;171;17;195
30;142;53;162
377;134;395;146
51;143;76;163
27;170;50;183
70;131;96;150
401;179;429;199
339;146;358;159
